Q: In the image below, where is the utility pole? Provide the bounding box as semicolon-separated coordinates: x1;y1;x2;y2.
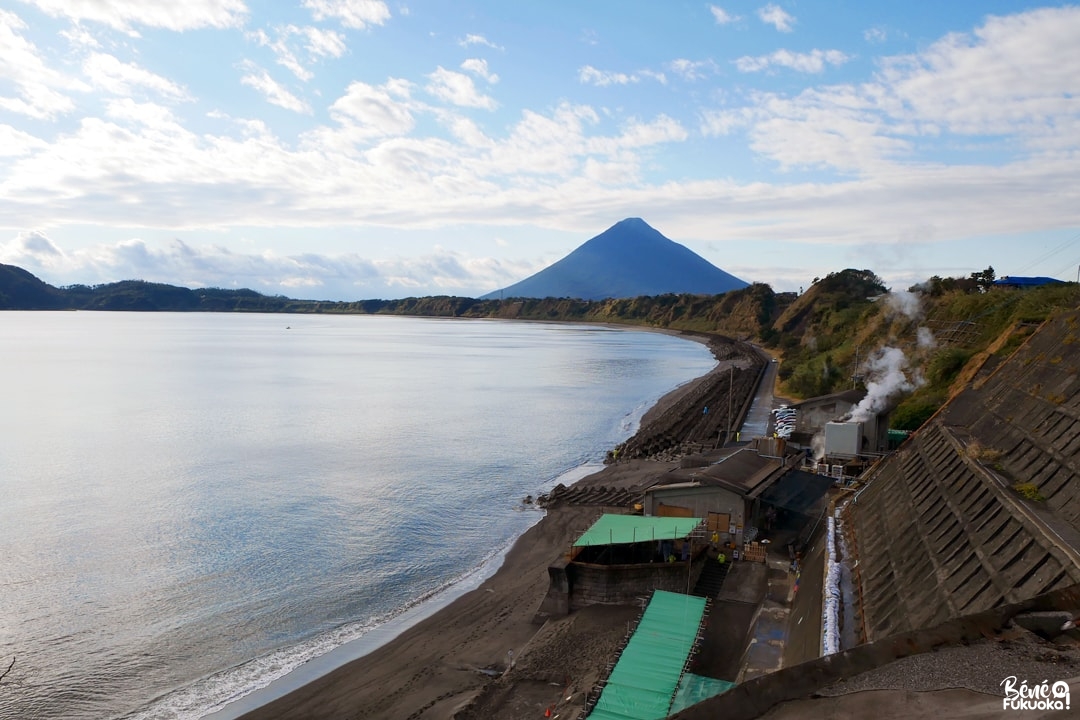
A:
727;364;733;445
852;345;861;389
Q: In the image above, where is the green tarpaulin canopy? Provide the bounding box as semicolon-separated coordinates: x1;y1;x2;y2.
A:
670;673;734;714
574;514;703;547
587;590;707;720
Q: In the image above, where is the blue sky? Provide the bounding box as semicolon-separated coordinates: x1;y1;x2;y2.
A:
2;1;1080;300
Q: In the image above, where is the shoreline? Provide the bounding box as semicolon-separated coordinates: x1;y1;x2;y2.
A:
204;516;537;720
224;330;734;720
201;464;603;720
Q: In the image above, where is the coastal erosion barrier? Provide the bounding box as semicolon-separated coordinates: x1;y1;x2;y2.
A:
842;309;1080;644
611;338;764;461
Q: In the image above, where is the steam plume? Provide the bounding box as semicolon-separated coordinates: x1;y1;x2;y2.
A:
847;346;923;423
885;290;922;321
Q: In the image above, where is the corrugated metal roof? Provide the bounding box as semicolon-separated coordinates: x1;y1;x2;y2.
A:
574;514;703;547
758;470;834;514
993;276;1064;286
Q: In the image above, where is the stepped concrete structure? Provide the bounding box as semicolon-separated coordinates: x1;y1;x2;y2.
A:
844;310;1080;643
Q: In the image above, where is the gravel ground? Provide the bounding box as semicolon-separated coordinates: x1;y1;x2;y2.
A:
819;627;1080;698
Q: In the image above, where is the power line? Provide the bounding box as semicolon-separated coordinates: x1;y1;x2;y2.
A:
1015;230;1080;277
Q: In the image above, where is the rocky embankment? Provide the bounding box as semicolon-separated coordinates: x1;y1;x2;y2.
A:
608;336;763;462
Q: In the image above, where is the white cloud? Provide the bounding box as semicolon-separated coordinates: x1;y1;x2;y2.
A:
84;53;189;100
699;108;752;137
743;91;912;172
865;27;887;43
0;10;88;120
19;0;247;32
616;115;688;148
302;0;390;29
2;7;1079;280
758;3;795;33
445;115;492;148
467;103;596;178
715;7;1080;173
425;67;497;110
0;231;534;299
60;25;101;48
461;58;498;84
579;65;638;87
709;6;739;25
248;24;347;82
667;58;718;81
459;33;503;51
0;230;66;269
640;69;667;84
0;123;48;156
105;98;179;128
735;49;851;74
878;7;1080;141
303;26;347;58
326;78;417;139
240;65;312;114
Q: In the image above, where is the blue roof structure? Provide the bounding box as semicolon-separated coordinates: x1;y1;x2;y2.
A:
993;276;1064;287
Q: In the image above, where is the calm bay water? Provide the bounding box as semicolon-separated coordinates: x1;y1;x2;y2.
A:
0;312;715;720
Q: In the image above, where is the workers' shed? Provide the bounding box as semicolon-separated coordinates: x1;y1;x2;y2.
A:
536;514;708;617
642;447;796;548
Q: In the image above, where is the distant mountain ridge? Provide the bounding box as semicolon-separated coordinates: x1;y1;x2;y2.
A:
482;218;748;300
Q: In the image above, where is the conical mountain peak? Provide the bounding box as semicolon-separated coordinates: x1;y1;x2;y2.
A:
482;219;748;300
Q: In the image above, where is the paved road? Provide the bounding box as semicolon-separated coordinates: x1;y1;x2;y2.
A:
783;526;826;666
739;351;784;438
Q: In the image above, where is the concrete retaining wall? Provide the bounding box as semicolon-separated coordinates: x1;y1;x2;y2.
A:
843;310;1080;643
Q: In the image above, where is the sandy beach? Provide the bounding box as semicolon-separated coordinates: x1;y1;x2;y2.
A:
234;333;748;720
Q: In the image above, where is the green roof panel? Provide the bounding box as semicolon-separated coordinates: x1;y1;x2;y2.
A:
587;590;707;720
574;514;703;547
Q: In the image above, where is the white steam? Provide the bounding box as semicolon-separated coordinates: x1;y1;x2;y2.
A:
811;431;826;463
885;290;922;321
847;346;924;423
885;290;936;352
917;326;936;350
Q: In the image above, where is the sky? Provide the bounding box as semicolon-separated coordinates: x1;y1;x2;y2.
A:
2;1;1080;300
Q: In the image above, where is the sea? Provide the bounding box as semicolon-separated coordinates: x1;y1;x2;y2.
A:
0;311;716;720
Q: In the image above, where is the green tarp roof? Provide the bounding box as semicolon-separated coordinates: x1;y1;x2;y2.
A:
588;590;707;720
574;514;703;547
670;673;734;714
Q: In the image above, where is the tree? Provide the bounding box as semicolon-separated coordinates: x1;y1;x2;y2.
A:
970;266;996;293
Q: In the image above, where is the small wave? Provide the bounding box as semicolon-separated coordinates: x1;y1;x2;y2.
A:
125;520;541;720
129;459;601;720
547;461;604;489
618;397;655;434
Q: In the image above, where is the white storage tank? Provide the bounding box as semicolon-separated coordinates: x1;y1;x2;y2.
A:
825;421;863;458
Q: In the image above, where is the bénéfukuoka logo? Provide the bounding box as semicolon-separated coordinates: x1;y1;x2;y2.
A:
1001;676;1071;711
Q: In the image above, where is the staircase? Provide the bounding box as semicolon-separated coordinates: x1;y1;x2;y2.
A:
692;558;731;598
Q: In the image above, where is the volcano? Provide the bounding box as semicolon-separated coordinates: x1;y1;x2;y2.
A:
482;218;748;300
